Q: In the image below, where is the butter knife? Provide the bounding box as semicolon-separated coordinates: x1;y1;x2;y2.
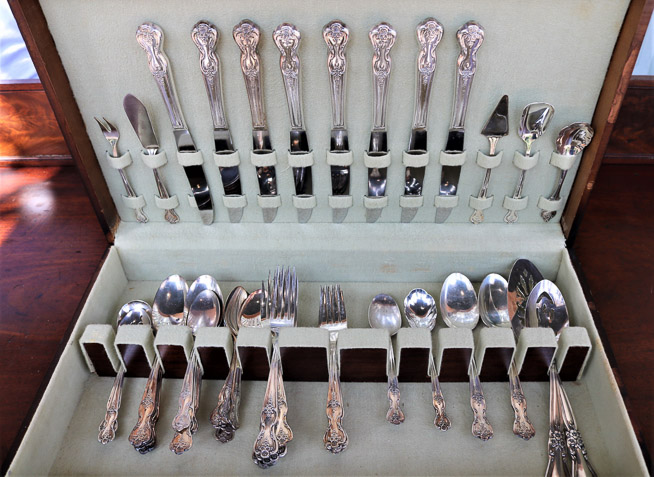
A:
367;22;396;223
435;21;485;224
323;20;350;223
136;22;213;225
191;21;242;198
273;24;312;197
233;20;278;207
123;94;179;224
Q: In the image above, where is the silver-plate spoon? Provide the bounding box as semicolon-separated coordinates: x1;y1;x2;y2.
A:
369;294;404;425
404;288;451;431
441;273;493;441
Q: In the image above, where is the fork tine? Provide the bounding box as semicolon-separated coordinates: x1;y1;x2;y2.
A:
94;116;109;132
319;286;325;326
103;117;118;132
337;285;346;323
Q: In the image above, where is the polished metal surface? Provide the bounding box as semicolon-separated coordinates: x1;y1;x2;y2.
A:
94;117;148;223
319;285;348;453
404;19;443;199
404;288;437;329
505;102;555;223
526;280;569;336
440;273;479;329
471;95;509;224
480;274;535;441
136;22;213;225
191;21;242;197
233;19;278;200
212;286;248;442
98;301;152;444
507;258;545;336
151;274;189;329
186;289;221;336
368;294;404;425
187;274;224;321
240;289;264;328
123;94;179;224
542;122;594;222
324;20;351;204
435;21;485;223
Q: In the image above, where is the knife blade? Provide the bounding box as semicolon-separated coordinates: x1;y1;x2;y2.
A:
366;22;396;223
435;21;485;224
233;20;278;201
191;21;242;197
273;23;313;201
123;94;180;224
136;22;213;225
507;259;544;339
404;19;443;197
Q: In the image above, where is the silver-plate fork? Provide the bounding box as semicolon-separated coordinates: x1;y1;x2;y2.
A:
95;117;147;223
319;285;348;453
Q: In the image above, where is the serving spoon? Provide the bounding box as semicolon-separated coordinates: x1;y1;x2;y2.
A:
211;286;248;442
129;274;188;453
479;274;535;440
441;273;493;440
404;289;451;430
368;294;404;425
526;279;597;477
98;300;152;444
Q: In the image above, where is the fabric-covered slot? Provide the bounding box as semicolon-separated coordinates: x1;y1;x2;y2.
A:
337;329;390;382
554;326;592;381
235;327;272;381
153;326;193;378
114;324;155;378
514;327;557;381
473;327;516;381
194;327;232;380
79;324;119;376
433;328;474;382
395;328;431;382
278;328;329;382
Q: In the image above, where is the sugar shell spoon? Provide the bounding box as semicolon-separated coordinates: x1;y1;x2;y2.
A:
98;300;152;444
479;273;535;440
441;273;493;440
404;288;450;430
369;294;404;425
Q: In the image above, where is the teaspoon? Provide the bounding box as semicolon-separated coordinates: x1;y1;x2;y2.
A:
404;289;451;431
441;273;493;441
368;294;404;425
98;300;152;444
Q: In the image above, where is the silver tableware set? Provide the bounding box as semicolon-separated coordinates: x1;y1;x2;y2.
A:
92;17;594;225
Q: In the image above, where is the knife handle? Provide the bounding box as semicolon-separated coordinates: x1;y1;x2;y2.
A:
450;21;485;130
136;23;187;131
369;22;396;130
191;21;228;130
412;18;443;129
233;20;267;129
323;20;349;129
273;24;304;130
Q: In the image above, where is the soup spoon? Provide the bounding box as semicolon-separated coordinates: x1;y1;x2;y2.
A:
98;300;152;444
369;294;404;425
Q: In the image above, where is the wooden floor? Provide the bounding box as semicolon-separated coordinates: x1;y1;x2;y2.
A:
0;162;652;471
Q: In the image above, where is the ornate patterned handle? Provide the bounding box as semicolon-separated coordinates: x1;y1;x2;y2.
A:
323;20;349;129
469;368;493;441
431;374;451;431
128;361;162;450
172;355;197;432
191;21;228;130
98;369;125;444
136;23;187;130
324;334;348;453
252;348;280;468
273;24;304;129
210;345;242;441
233;20;267;129
509;361;535;440
547;368;569;477
412;18;443;129
450;21;485;130
386;375;405;425
273;341;293;448
369;22;396;130
169;428;193;455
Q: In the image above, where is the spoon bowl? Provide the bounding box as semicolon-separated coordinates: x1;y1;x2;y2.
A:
404;288;437;330
478;274;510;328
152;275;188;330
368;294;401;336
224;286;248;337
117;300;152;327
240;289;264;328
519;102;555;155
526;279;569;337
187;275;224;324
187;289;221;335
440;273;479;329
556;122;594;156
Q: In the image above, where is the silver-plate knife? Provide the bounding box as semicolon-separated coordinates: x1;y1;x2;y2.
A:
233;21;278;208
191;21;242;199
403;18;443;223
367;22;396;223
136;22;214;225
273;23;313;223
435;21;485;224
323;20;350;223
